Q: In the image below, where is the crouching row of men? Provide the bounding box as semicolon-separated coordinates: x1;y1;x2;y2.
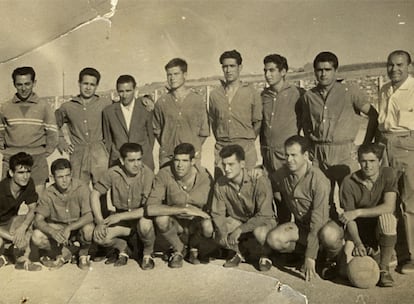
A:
0;138;397;287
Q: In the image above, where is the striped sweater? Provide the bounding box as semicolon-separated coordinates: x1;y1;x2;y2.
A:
0;93;58;156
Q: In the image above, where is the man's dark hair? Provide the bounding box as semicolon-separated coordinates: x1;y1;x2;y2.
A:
116;75;137;88
219;50;242;65
284;135;312;154
219;144;245;161
387;50;412;65
357;143;383;161
12;67;36;84
119;143;143;159
263;54;288;72
51;158;72;175
165;58;188;73
174;143;195;160
313;51;339;69
9;152;33;172
79;67;101;84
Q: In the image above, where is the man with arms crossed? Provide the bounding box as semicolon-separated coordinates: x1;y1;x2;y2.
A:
146;143;212;268
377;50;414;273
0;152;40;271
153;58;209;166
209;144;276;271
91;143;156;270
32;158;94;270
209;50;262;177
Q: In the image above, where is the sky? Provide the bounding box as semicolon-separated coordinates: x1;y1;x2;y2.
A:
0;0;413;100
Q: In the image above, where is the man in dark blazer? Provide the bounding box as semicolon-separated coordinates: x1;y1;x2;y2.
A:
103;75;155;170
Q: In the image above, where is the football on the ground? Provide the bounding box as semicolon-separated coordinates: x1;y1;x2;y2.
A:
347;256;380;289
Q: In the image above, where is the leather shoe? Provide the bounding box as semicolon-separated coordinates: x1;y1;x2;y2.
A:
168;252;183;268
114;254;128;267
378;270;394;287
78;256;91;270
141;256;155;270
187;249;201;265
258;257;272;272
223;253;243;268
401;260;414;274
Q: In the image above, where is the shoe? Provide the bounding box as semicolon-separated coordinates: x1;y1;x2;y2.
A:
15;261;42;271
141;255;155;270
40;256;67;269
223;253;243;268
168;251;183;268
320;261;338;280
378;270;394;287
78;256;91;270
187;249;201;265
401;260;414;274
105;249;119;265
258;257;272;272
114;254;128;267
0;255;9;267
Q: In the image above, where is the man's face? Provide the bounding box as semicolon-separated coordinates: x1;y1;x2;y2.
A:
166;66;186;90
14;74;35;99
121;151;143;176
264;62;286;87
9;165;31;187
314;61;337;88
222;154;244;180
221;58;242;83
54;168;72;192
359;152;380;180
387;54;409;86
173;154;194;178
285;143;308;173
117;82;135;106
79;75;98;99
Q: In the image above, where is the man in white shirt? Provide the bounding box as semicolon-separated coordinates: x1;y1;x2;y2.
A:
103;75;155;170
377;50;414;274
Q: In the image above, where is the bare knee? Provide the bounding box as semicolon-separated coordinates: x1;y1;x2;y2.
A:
201;219;214;238
80;223;95;243
31;229;50;249
155;216;171;232
253;226;270;245
138;218;154;235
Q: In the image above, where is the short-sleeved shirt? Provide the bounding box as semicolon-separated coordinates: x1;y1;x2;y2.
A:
210;169;275;234
209;81;262;143
261;83;302;150
94;165;154;211
153;90;209;159
340;167;398;211
271;164;330;259
55;95;112;146
35;179;91;224
302;82;368;143
378;76;414;132
146;165;213;209
0;177;38;224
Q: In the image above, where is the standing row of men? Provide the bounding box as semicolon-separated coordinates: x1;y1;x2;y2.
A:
0;49;413;286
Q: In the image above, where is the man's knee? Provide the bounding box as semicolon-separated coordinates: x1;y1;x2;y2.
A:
80;223;95;243
378;213;397;236
266;222;299;252
201;219;214;238
31;229;50;249
253;225;271;245
154;216;171;232
319;220;344;250
138;218;154;235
